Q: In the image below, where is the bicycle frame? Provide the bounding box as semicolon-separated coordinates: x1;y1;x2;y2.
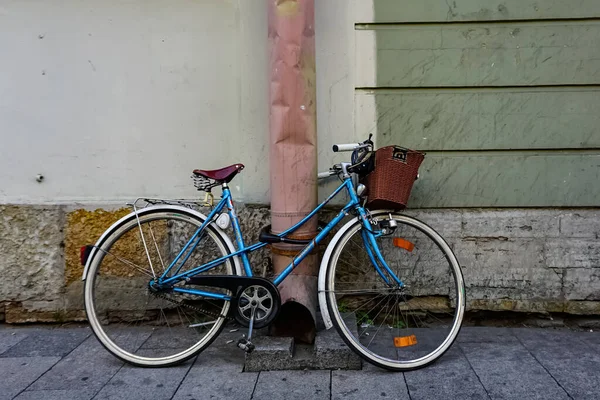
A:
156;176;404;300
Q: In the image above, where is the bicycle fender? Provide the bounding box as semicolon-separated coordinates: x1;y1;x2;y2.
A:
81;205;243;280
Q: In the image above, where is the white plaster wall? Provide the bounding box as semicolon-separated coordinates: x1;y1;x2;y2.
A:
0;0;354;205
315;0;358;204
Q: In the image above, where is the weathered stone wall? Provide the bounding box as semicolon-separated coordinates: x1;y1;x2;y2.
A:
412;209;600;314
0;206;66;322
1;204;598;322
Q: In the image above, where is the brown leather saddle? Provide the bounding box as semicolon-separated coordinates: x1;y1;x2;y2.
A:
192;164;245;183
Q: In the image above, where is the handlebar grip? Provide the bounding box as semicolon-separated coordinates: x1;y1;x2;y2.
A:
332;143;360;152
317;171;333;179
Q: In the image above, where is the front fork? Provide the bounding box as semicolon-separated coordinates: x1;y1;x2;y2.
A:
360;211;405;288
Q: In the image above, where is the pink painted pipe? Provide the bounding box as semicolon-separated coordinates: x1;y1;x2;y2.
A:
267;0;318;343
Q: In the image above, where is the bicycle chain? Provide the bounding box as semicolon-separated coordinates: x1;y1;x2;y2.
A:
150;290;233;321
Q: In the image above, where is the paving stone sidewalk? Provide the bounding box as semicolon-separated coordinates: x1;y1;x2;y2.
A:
0;323;599;400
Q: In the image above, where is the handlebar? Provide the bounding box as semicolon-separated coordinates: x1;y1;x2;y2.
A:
317;170;335;179
332;134;373;153
317;164;342;180
320;135;374;179
332;143;361;152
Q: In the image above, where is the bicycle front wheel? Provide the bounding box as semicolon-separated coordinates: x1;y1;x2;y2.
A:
84;207;236;367
324;212;465;371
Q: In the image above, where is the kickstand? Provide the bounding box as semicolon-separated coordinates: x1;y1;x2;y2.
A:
237;306;256;353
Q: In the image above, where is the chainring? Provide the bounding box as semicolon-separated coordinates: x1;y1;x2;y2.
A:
184;275;281;329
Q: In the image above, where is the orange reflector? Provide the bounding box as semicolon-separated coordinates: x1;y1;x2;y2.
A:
394;335;417;348
393;238;414;252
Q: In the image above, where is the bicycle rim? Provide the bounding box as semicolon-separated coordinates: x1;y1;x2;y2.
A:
325;213;465;371
84;209;234;367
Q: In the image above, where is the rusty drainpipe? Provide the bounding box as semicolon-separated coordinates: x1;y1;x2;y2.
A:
267;0;318;343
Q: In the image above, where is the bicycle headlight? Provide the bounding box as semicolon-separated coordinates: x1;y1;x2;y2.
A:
356;183;366;197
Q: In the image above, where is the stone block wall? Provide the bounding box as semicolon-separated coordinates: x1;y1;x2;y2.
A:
1;204;598;323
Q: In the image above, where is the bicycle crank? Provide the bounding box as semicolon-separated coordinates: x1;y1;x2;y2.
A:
237;303;257;353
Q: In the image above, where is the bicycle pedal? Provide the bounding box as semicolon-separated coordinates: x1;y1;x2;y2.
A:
236;338;255;353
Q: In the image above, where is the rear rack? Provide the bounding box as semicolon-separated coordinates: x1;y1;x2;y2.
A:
127;196;215;212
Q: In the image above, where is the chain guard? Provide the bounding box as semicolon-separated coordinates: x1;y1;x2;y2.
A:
185;275;280;329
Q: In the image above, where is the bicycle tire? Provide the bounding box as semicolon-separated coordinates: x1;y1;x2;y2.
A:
83;206;237;367
324;211;465;371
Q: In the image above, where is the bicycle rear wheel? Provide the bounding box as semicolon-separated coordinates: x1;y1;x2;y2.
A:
83;207;236;367
324;211;465;371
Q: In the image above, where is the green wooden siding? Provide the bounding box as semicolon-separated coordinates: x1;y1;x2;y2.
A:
357;22;600;87
358;0;600;23
410;153;600;207
361;1;600;207
356;89;600;150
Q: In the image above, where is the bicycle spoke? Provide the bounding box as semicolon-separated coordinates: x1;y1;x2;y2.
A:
135;213;158;279
147;222;167;274
356;293;391;337
328;288;394;294
95;248;154;278
366;294;394;349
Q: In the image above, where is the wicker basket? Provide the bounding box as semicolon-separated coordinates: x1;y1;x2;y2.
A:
362;145;425;210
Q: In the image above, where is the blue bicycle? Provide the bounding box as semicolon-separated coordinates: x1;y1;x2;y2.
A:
82;136;465;371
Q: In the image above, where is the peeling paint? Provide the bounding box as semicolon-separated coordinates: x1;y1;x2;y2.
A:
275;0;299;17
